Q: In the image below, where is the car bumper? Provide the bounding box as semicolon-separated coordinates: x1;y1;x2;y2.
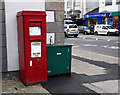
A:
84;31;91;34
109;31;119;35
68;32;79;35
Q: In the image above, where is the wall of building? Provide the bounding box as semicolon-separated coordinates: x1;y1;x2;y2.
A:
5;0;46;71
46;2;64;44
99;0;120;12
64;0;72;18
64;0;99;18
2;0;64;72
86;0;99;13
0;0;7;72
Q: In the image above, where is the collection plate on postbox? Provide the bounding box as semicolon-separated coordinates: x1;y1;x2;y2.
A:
28;20;42;41
29;26;41;36
17;11;47;86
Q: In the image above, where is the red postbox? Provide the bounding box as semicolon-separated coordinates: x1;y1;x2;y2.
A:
17;11;47;86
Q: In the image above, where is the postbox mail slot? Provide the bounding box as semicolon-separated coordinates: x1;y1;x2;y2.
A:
29;26;42;36
28;21;42;41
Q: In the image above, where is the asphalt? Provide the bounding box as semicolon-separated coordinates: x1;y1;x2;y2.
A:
65;34;119;58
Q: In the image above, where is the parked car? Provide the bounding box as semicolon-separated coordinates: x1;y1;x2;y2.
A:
77;26;91;35
94;24;119;35
64;24;79;37
77;26;84;33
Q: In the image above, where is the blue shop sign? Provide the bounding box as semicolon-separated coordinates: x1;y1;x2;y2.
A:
84;13;111;18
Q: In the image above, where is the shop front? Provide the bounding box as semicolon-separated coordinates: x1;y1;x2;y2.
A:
84;12;120;30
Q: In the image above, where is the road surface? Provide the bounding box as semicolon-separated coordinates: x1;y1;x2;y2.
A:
65;34;119;58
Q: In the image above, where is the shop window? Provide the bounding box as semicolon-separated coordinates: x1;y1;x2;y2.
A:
105;0;112;6
116;0;120;5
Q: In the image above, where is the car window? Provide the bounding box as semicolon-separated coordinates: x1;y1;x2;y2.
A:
65;22;74;24
64;26;67;28
69;25;77;28
84;27;89;30
102;26;107;29
84;26;89;29
107;26;114;29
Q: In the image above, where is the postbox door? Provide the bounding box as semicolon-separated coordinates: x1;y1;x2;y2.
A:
27;41;46;83
24;18;47;83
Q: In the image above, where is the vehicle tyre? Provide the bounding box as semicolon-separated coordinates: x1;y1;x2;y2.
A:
65;32;68;37
107;32;111;36
74;34;78;37
94;31;98;35
84;31;88;35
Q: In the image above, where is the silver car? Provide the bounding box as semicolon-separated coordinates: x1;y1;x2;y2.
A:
64;24;79;37
78;26;91;35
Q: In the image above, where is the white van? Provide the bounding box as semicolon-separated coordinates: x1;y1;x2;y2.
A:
64;24;79;37
94;24;119;35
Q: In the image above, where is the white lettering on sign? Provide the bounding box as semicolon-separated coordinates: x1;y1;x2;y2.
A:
29;27;41;36
31;42;41;58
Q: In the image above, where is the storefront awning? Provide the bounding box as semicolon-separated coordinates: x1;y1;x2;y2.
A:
110;12;120;16
84;12;120;19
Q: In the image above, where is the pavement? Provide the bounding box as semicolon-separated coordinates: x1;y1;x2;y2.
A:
71;47;119;94
2;45;119;94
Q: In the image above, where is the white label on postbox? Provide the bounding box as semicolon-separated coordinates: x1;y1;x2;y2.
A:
29;27;41;36
30;61;32;66
31;42;41;58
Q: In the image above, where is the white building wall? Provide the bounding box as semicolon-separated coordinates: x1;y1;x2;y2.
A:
64;0;99;18
86;0;99;13
64;0;83;18
82;0;86;17
5;0;46;71
99;0;120;12
64;0;68;17
64;0;72;18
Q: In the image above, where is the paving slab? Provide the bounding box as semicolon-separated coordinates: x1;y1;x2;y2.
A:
2;77;49;94
72;58;107;76
83;80;118;93
72;48;118;64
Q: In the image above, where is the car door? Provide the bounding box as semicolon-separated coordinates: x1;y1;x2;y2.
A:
101;26;108;34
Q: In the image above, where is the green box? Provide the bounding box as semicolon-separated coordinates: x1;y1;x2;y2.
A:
47;45;72;76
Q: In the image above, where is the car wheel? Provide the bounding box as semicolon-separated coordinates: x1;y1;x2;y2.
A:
94;31;98;35
84;32;87;35
64;32;68;37
107;32;111;36
74;34;78;37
